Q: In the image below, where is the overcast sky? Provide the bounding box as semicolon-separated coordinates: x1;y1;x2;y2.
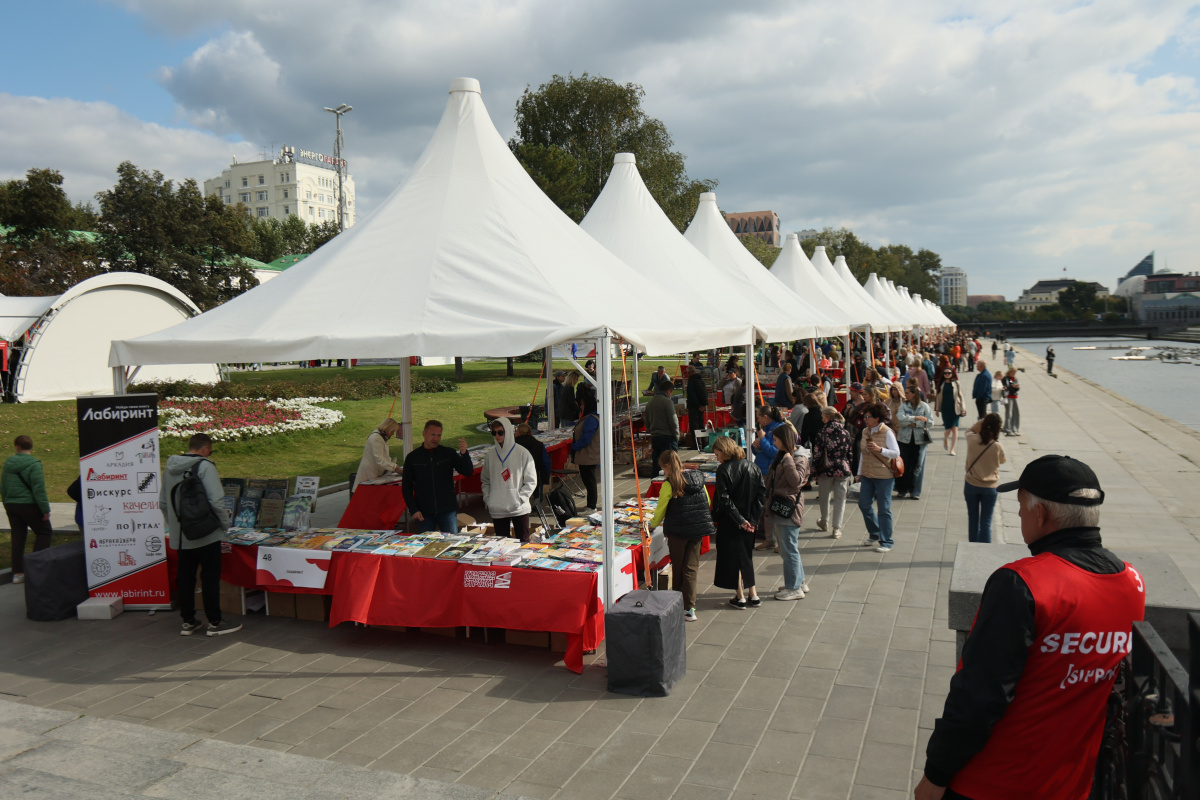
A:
3;0;1198;299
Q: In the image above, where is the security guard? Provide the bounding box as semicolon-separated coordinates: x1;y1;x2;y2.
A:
916;455;1145;800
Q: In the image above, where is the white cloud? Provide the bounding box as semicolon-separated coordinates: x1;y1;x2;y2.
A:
0;93;258;207
26;0;1200;297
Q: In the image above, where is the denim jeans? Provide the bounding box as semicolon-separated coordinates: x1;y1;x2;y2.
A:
964;482;998;543
416;510;458;534
858;476;895;547
1004;398;1020;434
774;521;805;590
908;444;928;498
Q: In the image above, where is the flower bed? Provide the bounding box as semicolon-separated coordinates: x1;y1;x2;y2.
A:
159;397;345;442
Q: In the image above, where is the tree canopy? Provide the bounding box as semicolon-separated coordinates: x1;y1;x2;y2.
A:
0;168;100;295
1057;281;1097;317
739;235;780;268
510;73;716;231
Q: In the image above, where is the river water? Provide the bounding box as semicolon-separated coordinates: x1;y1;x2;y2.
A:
1009;337;1200;433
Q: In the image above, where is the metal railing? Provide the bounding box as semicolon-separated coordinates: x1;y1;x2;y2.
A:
1092;614;1199;799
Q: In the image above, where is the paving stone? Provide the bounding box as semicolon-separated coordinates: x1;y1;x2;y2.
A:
746;730;809;775
794;754;857;800
684;741;755;789
456;753;533;792
171;737;334;786
0;701;78;735
732;767;799;800
854;740;916;791
4;738;183;792
0;766;146;800
510;740;593;788
807;717;867;759
46;715;199;757
141;764;339;800
614;753;692;798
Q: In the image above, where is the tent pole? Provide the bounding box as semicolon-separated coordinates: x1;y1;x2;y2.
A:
597;332;616;610
632;349;639;408
842;334;851;392
543;347;556;429
399;359;414;456
744;342;755;446
112;366;127;395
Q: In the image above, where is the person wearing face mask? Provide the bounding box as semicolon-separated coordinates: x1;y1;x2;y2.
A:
355;418;401;488
481;417;538;541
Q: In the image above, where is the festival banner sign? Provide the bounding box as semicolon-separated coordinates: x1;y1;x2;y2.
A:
77;394;170;608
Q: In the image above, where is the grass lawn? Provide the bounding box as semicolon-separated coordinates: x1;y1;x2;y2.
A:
1;356;695;502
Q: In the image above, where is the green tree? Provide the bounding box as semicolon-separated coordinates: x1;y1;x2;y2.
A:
800;227;878;277
305;219;341;252
510;73;716;230
0;168;100;294
800;227;941;299
0;168;75;245
1057;282;1097;318
740;235;780;268
96;162;257;310
942;304;977;324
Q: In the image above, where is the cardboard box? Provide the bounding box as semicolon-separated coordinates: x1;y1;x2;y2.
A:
295;593;330;622
505;629;550;648
549;631;568;653
266;591;296;617
77;596;123;620
219;581;244;616
419;626;463;638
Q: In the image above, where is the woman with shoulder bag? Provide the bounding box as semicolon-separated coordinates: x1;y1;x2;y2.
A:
811;406;854;539
894;381;934;500
963;413;1007;543
711;436;766;609
934;368;966;456
645;450;715;622
856;402;900;553
760;424;810;600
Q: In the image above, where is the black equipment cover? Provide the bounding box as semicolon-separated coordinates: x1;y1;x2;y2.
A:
605;589;686;696
24;541;89;621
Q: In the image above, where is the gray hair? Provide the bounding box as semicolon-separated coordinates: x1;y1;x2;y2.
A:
1023;488;1102;529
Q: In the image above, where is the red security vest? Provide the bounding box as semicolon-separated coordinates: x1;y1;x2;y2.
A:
951;553;1145;800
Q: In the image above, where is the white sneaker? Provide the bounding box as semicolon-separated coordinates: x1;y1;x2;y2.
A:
816;519;827;531
800;582;810;594
874;545;892;553
775;588;805;601
684;608;698;622
11;573;24;584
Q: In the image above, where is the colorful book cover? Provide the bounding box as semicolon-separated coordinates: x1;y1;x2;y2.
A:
281;495;311;530
256;496;285;528
436;544;474;560
294;475;320;510
221;478;245;501
233;497;260;528
413;541;453;559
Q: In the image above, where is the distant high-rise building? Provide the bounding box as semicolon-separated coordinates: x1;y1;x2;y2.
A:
725;210;781;246
1118;252;1154;288
939;266;968;306
203;145;356;228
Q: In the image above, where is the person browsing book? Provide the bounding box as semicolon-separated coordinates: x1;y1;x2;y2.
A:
481;418;538;541
355;418;399;487
402;420;474;533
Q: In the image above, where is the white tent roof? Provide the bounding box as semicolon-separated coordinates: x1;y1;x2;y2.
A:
112;78;727;366
0;295;58;342
683;193;847;340
807;247;890;331
579;154;753;346
14;273;217;402
829;254;908;332
769;235;863;330
865;274;918;328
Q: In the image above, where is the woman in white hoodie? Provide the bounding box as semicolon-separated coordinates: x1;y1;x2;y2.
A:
481;417;538;540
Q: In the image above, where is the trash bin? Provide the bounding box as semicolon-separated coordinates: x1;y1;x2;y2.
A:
24;541;89;621
605;589;686;696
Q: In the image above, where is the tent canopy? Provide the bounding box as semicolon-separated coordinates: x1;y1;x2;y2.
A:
0;295;58;342
818;252;904;332
579;154;753;347
866;274;917;327
111;78;732;367
684;193;847;341
769;235;863;330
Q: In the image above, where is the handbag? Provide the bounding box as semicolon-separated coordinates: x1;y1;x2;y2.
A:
769;494;797;519
871;448;905;479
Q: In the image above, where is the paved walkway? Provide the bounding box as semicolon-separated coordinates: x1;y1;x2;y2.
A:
0;341;1196;800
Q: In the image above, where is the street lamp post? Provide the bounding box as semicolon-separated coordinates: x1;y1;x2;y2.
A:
323;103;353;231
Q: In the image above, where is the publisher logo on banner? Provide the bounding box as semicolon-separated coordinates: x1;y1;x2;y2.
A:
77;394;169;608
463;571;512;589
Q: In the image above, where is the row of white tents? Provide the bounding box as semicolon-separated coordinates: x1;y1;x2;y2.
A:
108;77;953;606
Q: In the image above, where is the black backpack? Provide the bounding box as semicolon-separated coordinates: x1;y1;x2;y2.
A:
170;458;224;541
547;485;577;526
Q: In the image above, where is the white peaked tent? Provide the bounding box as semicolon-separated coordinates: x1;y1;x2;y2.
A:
835;258;909;333
931;299;955;329
578;154;755;345
111;77;740;608
810;248;895;333
769;235;860;388
683;193;847;342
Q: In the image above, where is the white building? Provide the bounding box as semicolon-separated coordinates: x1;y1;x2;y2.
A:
203;145;356;228
939;266;968;306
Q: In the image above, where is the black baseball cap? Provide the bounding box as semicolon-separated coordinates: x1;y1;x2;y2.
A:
996;454;1105;506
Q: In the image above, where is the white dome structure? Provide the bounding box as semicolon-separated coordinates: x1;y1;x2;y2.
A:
4;273;218;402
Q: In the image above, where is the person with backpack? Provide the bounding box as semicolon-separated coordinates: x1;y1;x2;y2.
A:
1;435;53;584
161;433;237;637
569;394;601;512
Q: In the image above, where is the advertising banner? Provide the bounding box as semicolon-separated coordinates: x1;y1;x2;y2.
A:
77;394;170;608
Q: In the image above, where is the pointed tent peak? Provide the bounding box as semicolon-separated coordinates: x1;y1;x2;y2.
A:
699;192;717;203
786;232;797;241
614;152;636;164
449;77;481;94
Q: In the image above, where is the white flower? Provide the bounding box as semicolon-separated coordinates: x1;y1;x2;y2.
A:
159;397;345;441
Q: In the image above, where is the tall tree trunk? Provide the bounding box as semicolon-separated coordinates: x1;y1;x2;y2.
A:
506;357;514;377
455;357;463;381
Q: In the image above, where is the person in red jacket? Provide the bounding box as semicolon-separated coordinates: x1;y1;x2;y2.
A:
916;455;1145;800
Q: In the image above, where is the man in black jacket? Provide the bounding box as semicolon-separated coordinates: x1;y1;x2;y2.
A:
917;455;1145;800
685;366;708;448
402;420;474;533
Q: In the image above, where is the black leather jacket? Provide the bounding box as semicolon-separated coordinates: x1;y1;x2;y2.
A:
712;457;765;535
